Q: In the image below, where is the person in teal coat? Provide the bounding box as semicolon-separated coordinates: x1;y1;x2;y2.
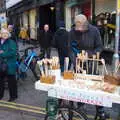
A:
0;28;17;102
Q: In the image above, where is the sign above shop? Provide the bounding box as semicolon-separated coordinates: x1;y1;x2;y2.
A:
6;0;22;9
66;0;87;7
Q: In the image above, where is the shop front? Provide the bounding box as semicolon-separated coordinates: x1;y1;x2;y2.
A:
38;3;56;32
95;0;116;16
7;0;65;41
94;0;117;64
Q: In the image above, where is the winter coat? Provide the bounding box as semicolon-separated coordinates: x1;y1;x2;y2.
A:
39;30;52;48
69;24;103;57
0;39;17;75
53;28;69;50
19;29;29;40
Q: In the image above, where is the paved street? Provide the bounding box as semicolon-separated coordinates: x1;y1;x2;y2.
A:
0;41;119;120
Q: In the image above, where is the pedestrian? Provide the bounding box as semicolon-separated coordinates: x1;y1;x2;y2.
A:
69;14;108;119
53;21;69;72
39;24;52;58
0;28;17;102
8;24;16;42
19;27;29;45
96;20;105;45
69;14;103;67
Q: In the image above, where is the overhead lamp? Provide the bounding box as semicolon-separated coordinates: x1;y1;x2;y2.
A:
50;6;55;11
50;3;55;11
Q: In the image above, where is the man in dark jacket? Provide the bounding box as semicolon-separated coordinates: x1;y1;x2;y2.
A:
69;14;103;66
39;24;52;58
69;14;109;119
53;21;69;72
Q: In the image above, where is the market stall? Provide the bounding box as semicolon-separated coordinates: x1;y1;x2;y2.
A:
35;78;120;108
35;52;120;108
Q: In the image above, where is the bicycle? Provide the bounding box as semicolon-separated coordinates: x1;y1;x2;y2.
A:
45;98;88;120
16;46;44;81
44;97;110;120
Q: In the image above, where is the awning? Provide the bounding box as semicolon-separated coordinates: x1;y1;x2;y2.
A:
66;0;88;7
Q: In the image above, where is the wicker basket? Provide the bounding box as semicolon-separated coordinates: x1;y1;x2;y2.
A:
104;74;120;85
40;75;55;84
63;71;74;80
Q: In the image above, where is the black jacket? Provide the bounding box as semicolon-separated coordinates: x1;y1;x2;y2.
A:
53;28;69;50
39;30;52;48
69;24;103;56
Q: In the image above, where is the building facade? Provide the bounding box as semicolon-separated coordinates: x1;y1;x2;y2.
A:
6;0;117;43
6;0;65;41
65;0;116;30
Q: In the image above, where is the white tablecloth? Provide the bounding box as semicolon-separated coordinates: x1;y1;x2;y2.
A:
35;79;120;107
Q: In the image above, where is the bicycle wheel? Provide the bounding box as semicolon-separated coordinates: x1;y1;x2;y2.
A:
45;107;88;120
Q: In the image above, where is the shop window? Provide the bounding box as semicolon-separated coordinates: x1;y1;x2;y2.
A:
71;6;82;24
95;12;116;50
71;1;91;25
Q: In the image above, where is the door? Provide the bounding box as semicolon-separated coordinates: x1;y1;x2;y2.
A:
39;3;56;33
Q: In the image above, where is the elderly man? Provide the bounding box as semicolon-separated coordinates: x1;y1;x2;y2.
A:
69;14;109;119
69;14;103;60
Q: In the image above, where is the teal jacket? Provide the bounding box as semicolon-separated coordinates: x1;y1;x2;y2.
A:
0;39;17;75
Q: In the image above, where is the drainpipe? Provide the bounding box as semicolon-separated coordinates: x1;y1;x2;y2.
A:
113;1;120;118
112;0;120;74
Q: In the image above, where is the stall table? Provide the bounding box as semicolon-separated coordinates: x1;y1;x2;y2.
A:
35;78;120;108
